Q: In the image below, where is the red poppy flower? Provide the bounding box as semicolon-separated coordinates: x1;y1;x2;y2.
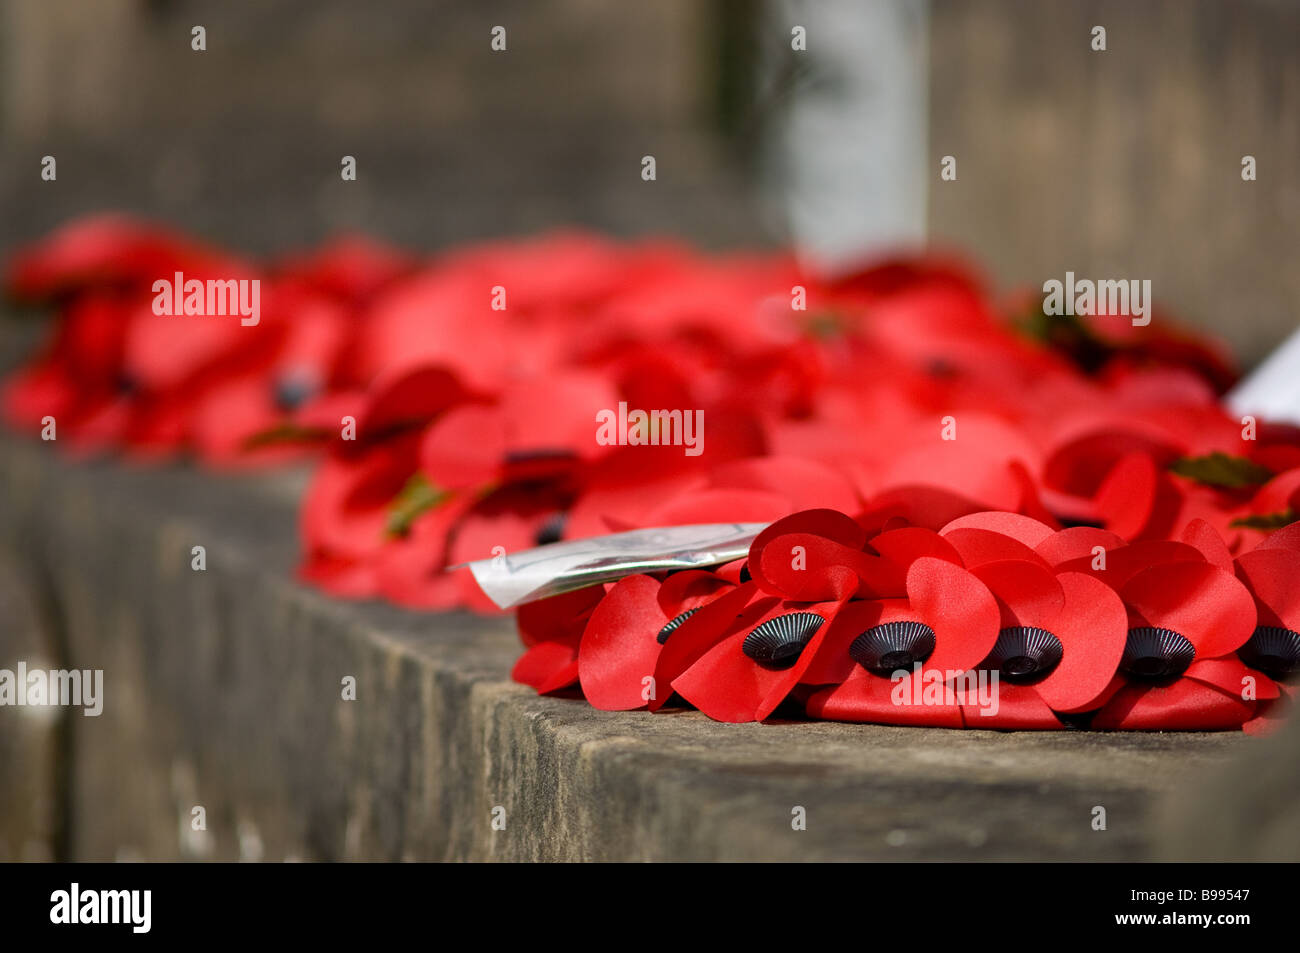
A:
298;429;423;597
416;371;617;492
559;412;769;539
5;214;241;301
378;479;575;613
511;585;607;694
802;557;1003;726
1233;539;1300;733
1089;557;1269;730
907;513;1126;728
646;510;991;723
270;234;417;307
576;570;739;710
1;291;133;447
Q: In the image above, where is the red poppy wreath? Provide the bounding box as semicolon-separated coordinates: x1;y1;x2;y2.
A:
5;215;1300;732
510;509;1296;732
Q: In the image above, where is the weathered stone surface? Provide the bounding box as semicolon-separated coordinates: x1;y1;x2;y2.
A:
0;434;1280;861
1156;710;1300;862
0;549;61;861
929;0;1300;365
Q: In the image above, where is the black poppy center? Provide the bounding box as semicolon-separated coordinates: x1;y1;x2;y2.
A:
656;607;701;644
1004;655;1038;677
273;371;320;411
1122;627;1195;679
850;621;936;676
984;626;1064;683
742;612;824;669
534;511;566;547
1239;625;1300;680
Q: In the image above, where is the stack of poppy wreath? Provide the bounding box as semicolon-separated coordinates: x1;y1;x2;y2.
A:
5;216;1300;732
512;509;1298;733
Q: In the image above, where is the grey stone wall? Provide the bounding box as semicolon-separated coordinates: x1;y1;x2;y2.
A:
0;0;758;253
929;0;1300;364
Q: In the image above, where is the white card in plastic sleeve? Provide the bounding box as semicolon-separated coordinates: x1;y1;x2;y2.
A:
462;523;768;610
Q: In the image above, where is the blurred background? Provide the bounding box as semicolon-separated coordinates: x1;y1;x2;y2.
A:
0;0;1296;361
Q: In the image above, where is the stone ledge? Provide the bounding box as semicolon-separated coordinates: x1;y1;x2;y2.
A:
0;435;1274;861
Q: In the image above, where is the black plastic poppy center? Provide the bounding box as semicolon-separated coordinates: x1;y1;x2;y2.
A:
1122;626;1195;679
742;612;824;669
849;621;937;676
273;372;319;411
534;511;566;547
1239;625;1300;680
985;626;1064;683
656;607;701;645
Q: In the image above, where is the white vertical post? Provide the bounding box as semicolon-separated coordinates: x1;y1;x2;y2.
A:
763;0;931;274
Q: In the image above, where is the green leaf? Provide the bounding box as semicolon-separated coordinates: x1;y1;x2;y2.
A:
1010;298;1110;373
1230;509;1297;531
385;474;447;538
1168;452;1273;489
240;421;329;450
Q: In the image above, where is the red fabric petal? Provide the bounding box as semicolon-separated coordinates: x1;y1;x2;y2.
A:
1032;571;1128;712
940;511;1055;548
868;527;963;570
942;527;1053;570
1235;548;1300;632
578;575;671;710
878;416;1038;511
907;557;1002;674
188;376;287;467
1034;527;1128;568
970;559;1066;626
511;641;580;694
1091;679;1253;731
1054;539;1206;588
6;214;237;299
800;599;900;685
418;404;506;490
373;493;480;609
360;364;470;439
1042;419;1182;499
1054;672;1126;715
755;532;902;601
1120;562;1256;659
1181;518;1233;573
502;373;618;463
1094;450;1159;540
649;582;765;711
299;431;421;562
1185;657;1278;701
641;487;792;527
961;682;1062;730
706;457;861;514
1250;521;1300;555
517;585;604;648
656;570;735;615
859;486;992;533
751;507;868;545
670;596;843;722
805;668;965;726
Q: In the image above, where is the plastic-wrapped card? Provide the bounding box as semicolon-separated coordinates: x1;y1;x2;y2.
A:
463;523;767;609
